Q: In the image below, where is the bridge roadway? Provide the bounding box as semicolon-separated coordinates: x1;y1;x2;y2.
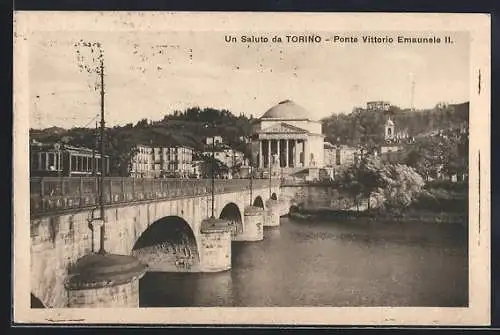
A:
29;177;289;308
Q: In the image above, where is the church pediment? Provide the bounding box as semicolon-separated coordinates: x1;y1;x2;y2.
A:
258;122;308;134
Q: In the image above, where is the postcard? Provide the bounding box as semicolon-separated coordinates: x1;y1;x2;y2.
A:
13;11;491;326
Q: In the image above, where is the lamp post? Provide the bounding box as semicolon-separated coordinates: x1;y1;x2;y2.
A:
268;153;272;198
204;122;217;218
246;136;254;205
211;130;215;218
200;123;231;268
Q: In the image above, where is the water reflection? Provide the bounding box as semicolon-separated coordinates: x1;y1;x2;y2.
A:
264;226;281;240
140;217;468;307
140;270;233;307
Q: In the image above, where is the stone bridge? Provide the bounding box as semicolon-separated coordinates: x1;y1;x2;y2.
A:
30;177;290;308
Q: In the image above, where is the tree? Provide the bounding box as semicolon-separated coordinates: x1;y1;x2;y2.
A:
106;129;139;176
339;156;387;211
381;164;425;210
338;156;425;212
135;118;149;128
199;155;229;179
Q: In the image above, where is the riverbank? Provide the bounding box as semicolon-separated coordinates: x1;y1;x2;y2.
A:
288;208;467;225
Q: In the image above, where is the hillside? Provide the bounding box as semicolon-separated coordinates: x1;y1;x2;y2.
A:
321;102;469;148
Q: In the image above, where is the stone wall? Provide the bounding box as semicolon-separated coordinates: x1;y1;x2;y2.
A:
199;231;232;272
280;185;357;211
68;280;140;308
132;242;199;272
31;212;93;308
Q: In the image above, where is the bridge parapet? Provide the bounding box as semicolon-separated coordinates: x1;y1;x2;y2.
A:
30;177;281;217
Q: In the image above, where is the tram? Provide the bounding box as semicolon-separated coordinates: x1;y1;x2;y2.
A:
30;142;110;177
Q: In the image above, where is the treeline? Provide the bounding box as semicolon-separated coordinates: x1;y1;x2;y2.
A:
322;102;469;147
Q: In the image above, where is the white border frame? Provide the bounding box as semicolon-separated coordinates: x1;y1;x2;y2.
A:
13;11;491;325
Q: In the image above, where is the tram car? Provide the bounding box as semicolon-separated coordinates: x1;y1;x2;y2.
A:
30;142;110;177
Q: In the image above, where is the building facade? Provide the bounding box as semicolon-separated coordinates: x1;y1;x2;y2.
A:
333;145;360;167
205;136;223;146
130;145;154;178
323;142;336;167
251;100;325;171
367;101;391;111
129;144;194;178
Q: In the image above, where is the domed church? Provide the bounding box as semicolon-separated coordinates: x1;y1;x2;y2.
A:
251;100;325;172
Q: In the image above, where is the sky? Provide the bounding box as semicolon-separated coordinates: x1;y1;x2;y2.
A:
29;30;470;129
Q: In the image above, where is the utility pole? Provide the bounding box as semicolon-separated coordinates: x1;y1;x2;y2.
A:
211;132;215;218
410;74;416;112
92;121;97;176
98;56;106;254
75;39;106;254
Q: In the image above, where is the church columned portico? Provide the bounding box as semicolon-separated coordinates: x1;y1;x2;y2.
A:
252;100;325;176
258;138;307;168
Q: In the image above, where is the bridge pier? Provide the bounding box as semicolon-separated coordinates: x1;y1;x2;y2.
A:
65;253;147;308
199;217;232;272
233;206;265;242
264;199;280;227
278;196;292;217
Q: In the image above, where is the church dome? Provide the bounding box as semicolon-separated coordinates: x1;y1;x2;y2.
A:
261;100;310;120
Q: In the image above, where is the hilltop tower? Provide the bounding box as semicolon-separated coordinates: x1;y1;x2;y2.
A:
384;117;395;141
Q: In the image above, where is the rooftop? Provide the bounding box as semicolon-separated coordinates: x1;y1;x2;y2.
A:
261;100;311;120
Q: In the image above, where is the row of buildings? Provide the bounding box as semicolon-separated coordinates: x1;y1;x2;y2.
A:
30;99;414;180
129;141;246;178
30;137;247;179
130;145;196;178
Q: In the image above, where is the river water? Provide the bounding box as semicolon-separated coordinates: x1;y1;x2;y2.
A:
139;217;468;307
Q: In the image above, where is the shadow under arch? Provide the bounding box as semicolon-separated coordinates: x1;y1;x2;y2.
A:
219;202;243;240
253;196;265;209
271;192;278;200
132;216;200;272
31;293;45;308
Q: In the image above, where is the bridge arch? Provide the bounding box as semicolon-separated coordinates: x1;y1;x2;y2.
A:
31;293;45;308
132;216;200;272
253;196;265;209
271;192;278;200
219;202;243;239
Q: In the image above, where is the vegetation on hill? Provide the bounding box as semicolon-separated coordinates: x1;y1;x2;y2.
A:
30;101;469;178
321;102;469;149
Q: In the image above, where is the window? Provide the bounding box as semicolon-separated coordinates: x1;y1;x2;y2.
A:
336;149;341;165
40;154;47;170
32;153;40;170
55;153;60;171
47;153;55;169
70;155;76;171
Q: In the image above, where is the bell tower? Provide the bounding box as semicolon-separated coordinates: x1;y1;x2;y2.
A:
385;117;395;141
